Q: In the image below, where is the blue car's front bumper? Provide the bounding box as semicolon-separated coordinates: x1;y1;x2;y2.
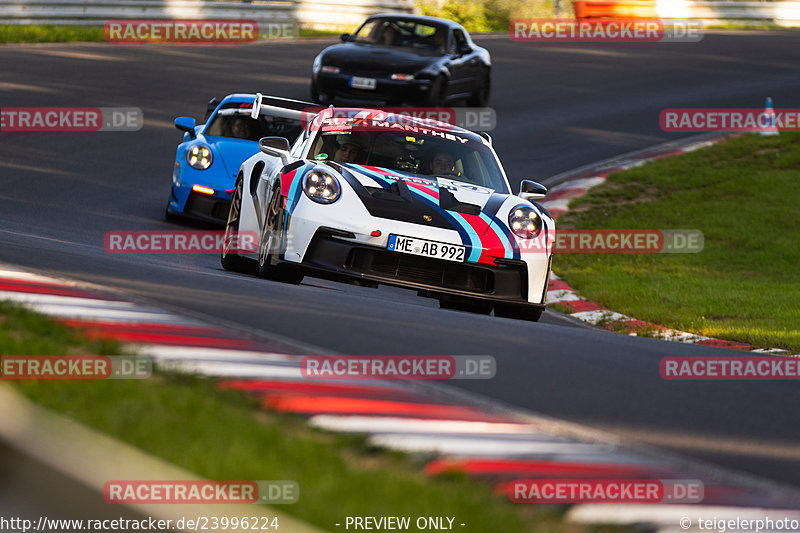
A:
167;161;233;225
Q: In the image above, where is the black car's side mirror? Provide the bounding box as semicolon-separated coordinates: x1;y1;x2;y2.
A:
340;33;350;42
519;180;548;201
259;136;291;165
174;117;196;139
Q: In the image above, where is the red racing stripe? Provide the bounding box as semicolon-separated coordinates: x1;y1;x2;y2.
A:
280;168;298;197
404;180;440;200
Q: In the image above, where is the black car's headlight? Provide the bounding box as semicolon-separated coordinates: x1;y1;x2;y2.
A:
303;170;341;204
186;145;213;170
508;205;542;239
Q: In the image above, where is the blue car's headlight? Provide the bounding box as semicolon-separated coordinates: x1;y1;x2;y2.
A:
187;144;213;170
508;205;542;239
303;170;341;204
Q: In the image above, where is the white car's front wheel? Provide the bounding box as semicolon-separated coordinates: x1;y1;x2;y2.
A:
257;184;304;284
221;175;256;274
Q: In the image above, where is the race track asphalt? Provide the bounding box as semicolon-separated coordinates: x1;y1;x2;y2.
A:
1;31;799;488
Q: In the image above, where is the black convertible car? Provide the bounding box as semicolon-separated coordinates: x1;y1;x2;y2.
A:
311;14;491;107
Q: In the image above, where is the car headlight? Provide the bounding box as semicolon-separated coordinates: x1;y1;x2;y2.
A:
186;145;213;170
303;170;341;204
508;205;542;239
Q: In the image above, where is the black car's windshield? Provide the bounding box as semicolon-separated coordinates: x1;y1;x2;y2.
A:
309;119;509;194
205;107;304;142
352;18;448;54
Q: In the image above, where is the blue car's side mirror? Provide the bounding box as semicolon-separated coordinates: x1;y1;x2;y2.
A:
175;117;197;139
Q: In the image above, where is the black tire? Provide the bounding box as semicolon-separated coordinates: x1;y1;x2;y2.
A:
257;184;304;284
220;175;256;273
312;80;333;106
424;75;447;107
439;295;492;315
467;73;490;107
494;303;543;322
310;80;320;104
164;199;181;223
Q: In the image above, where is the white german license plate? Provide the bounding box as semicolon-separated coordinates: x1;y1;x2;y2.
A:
387;234;466;263
349;76;377;90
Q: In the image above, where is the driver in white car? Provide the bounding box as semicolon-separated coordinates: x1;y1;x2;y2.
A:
427;150;455;175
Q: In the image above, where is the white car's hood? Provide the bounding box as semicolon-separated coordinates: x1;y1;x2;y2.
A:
338;163;503;213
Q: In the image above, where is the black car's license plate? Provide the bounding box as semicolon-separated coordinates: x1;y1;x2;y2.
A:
349;76;377;90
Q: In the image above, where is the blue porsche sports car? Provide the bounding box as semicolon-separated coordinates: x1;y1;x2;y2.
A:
165;93;311;225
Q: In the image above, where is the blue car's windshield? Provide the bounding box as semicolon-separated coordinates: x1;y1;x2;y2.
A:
205;107;304;142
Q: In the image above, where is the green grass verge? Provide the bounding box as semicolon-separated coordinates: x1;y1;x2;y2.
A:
0;301;575;532
417;0;571;33
0;25;105;43
0;24;340;43
297;28;341;38
555;133;800;351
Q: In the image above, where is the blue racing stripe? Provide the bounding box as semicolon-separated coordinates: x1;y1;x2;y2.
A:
402;185;481;262
449;212;484;263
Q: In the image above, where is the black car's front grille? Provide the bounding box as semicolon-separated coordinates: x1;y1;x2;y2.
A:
346;248;494;293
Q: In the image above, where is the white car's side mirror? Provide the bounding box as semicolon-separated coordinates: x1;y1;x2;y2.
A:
259;137;291;165
519;180;547;201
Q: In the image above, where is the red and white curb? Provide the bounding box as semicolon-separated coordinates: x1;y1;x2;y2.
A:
1;260;799;529
538;136;798;357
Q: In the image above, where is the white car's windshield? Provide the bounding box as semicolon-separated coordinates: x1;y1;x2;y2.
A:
309;121;509;194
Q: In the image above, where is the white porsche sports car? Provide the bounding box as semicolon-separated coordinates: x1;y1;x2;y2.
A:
221;101;554;320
